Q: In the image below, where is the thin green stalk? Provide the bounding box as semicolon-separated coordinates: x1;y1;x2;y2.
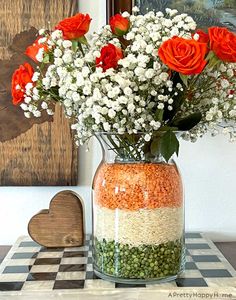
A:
78;42;85;57
116;136;134;159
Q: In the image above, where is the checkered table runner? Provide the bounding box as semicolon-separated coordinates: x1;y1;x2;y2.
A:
0;233;235;291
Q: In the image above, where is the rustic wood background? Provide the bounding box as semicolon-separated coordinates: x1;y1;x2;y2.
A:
0;0;78;186
28;190;84;248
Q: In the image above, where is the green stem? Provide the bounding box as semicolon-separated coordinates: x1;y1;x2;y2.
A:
116;136;134;159
78;42;85;57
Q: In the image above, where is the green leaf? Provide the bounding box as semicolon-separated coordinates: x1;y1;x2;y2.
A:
172;112;202;131
160;130;179;162
77;36;88;45
42;54;50;63
179;73;189;87
150;138;160;156
205;50;215;61
155;109;164;122
206;51;221;69
142;141;151;155
208;56;221;69
159;126;178;132
114;28;127;37
72;40;78;51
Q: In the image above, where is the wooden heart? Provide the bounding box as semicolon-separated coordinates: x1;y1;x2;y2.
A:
28;191;84;248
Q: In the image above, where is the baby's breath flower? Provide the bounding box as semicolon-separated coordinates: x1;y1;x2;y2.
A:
132;6;140;13
17;10;236;146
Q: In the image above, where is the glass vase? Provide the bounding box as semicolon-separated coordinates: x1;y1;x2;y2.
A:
92;132;185;284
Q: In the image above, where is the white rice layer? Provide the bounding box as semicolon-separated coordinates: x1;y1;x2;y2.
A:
94;205;184;247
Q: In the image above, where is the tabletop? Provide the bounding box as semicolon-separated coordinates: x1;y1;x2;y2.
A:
0;234;235;300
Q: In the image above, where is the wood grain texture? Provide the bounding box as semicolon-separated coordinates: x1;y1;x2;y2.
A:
0;27;53;142
28;191;84;248
215;242;236;270
0;105;78;185
0;0;78;59
0;0;79;186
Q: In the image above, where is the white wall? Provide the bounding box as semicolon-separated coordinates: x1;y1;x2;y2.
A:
0;0;236;244
0;140;102;245
179;135;236;241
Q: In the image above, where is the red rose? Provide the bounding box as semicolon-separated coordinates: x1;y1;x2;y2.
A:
110;14;130;36
25;37;49;62
96;44;123;72
209;27;236;62
12;63;34;105
193;29;209;44
158;36;208;75
55;13;92;40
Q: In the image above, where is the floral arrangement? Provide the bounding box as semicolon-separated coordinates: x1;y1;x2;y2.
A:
11;7;236;161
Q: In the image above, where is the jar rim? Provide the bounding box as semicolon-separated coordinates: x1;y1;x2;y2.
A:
94;131;183;136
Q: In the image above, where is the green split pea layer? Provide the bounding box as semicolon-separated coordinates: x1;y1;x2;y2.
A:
93;237;184;280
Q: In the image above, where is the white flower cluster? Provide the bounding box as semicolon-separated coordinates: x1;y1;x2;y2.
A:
181;62;236;141
20;8;236;144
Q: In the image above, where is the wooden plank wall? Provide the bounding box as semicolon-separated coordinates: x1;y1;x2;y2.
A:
0;0;79;186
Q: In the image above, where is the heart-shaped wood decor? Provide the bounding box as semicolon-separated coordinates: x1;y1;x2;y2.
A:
28;190;84;248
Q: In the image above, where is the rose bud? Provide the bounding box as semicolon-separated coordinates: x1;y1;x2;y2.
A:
56;13;92;40
96;43;123;72
12;63;34;105
110;14;130;36
25;37;49;62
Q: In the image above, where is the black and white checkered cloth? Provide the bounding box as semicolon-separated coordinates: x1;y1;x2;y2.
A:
0;233;235;291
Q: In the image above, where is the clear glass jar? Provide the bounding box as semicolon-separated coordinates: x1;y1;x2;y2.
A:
92;133;185;284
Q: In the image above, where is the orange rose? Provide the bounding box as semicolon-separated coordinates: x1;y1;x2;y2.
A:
25;37;49;62
110;14;130;36
96;44;123;72
158;36;208;75
209;27;236;62
12;63;34;105
56;13;92;40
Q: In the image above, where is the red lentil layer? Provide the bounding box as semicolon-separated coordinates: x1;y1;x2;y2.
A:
93;162;183;210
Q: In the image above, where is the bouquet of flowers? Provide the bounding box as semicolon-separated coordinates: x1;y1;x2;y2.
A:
11;7;236;161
